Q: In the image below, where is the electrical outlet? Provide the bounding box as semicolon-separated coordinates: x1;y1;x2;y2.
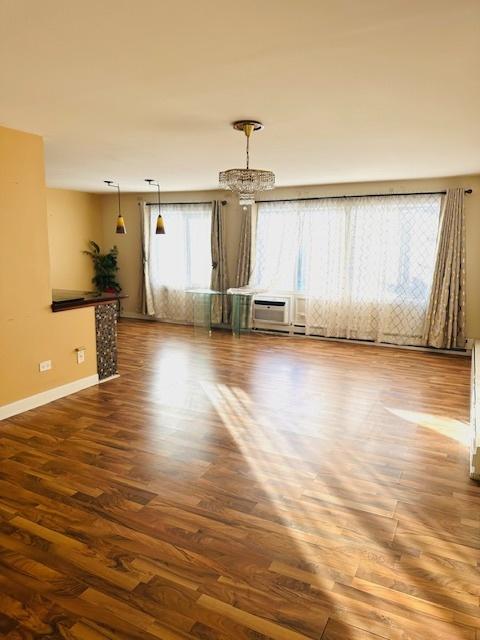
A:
76;348;85;364
39;360;51;372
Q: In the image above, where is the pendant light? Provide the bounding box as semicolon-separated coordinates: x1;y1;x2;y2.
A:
219;120;275;208
145;179;165;234
105;180;126;234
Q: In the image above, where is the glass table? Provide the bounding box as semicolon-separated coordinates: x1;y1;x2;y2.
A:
228;289;258;337
186;289;223;336
187;288;261;337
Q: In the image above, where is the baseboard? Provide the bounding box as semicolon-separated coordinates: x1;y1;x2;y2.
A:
120;311;155;320
98;373;120;384
0;374;100;421
120;313;229;330
252;328;471;355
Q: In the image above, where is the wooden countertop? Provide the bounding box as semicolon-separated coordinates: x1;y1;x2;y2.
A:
51;290;126;312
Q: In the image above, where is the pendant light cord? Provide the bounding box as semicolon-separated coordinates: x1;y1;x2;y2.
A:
246;134;250;169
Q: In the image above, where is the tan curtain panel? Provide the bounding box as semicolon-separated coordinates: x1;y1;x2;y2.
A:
234;206;257;327
210;201;229;324
235;206;255;287
139;201;155;316
423;188;466;349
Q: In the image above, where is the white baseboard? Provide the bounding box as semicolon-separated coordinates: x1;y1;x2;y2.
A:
120;313;189;326
98;373;120;384
0;374;100;421
120;313;229;330
252;327;471;355
121;311;155;320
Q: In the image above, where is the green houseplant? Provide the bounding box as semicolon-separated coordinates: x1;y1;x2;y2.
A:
84;241;122;293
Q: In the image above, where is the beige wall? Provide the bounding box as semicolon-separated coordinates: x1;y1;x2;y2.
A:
0;126;97;406
47;188;103;291
100;174;480;338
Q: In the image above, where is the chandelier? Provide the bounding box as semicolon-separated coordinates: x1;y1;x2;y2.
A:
219;120;275;208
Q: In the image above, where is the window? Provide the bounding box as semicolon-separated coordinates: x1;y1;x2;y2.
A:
251;194;442;344
148;202;211;322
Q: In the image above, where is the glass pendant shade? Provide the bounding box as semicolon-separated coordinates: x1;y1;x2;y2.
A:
105;181;127;234
116;214;127;234
156;214;165;235
219;120;275;207
146;179;166;236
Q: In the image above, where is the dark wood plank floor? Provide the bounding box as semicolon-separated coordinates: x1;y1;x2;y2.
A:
0;320;478;639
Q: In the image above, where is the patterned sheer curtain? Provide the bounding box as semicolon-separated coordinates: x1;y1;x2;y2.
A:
251;195;442;346
149;202;212;323
249;201;304;290
304;195;441;344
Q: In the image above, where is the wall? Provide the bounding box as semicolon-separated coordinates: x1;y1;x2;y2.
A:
47;188;103;290
100;174;480;338
0;126;97;406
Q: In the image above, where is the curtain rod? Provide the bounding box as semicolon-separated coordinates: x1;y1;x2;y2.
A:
145;200;227;206
256;189;472;204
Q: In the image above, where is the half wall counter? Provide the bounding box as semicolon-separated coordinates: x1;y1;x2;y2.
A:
51;290;126;380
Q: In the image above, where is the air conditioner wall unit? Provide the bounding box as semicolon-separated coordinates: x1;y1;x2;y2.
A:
253;296;291;327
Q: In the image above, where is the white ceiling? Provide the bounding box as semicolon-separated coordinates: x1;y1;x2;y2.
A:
1;0;479;192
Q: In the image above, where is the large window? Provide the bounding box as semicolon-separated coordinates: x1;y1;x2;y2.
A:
149;202;211;322
251;194;442;344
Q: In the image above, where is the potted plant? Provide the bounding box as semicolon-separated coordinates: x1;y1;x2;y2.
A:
84;241;122;293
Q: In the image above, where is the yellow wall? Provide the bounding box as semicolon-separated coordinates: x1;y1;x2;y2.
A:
100;175;480;337
47;188;103;291
0;126;97;406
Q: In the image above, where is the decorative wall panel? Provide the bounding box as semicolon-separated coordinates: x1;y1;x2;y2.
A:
95;302;118;380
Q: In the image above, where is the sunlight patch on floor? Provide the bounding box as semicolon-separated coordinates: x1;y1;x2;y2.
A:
200;380;366;587
386;407;470;445
201;382;477;605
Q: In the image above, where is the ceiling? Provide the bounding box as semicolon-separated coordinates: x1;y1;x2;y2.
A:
1;0;479;192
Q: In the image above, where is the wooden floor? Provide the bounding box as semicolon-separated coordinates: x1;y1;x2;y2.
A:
0;321;478;639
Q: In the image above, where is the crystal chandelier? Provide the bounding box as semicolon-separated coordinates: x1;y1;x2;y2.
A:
219;120;275;208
